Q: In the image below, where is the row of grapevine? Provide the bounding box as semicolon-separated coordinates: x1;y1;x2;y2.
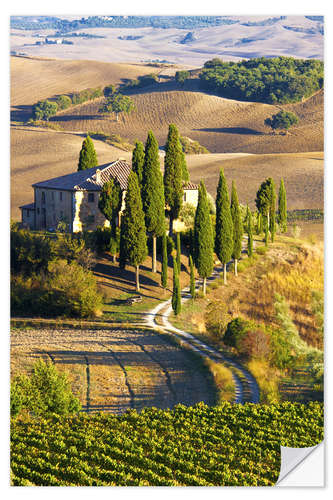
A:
11;401;323;487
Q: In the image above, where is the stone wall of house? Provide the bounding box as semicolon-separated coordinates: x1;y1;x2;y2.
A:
173;189;199;233
21;208;35;230
34;187;72;231
73;190;109;233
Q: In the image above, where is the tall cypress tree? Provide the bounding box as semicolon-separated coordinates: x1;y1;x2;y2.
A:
98;178;122;262
161;232;168;289
269;179;276;243
215;169;233;285
172;255;181;315
180;149;190;182
256;211;263;235
119;171;148;292
78;135;98;171
278;178;287;233
176;232;181;273
193;181;214;296
230;181;243;276
246;204;253;258
189;254;195;299
164;124;183;235
132;140;145;185
141;130;165;273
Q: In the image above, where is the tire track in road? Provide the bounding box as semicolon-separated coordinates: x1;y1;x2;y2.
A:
98;342;135;409
125;336;178;405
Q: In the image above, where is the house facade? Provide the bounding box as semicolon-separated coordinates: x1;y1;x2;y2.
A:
20;159;199;233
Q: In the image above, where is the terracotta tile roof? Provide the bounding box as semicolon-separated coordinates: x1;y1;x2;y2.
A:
183;181;198;190
32;160;132;192
19;202;35;210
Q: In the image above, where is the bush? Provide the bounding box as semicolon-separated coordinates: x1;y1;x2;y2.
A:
11;260;103;318
265;110;299;131
205;300;231;339
224;317;251;348
11;228;54;276
56;95;72;110
255;246;268;255
238;329;271;359
11;360;81;417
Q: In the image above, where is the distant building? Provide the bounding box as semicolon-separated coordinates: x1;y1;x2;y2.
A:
20;159;198;233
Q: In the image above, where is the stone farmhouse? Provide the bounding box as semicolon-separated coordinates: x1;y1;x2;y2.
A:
20;159;199;233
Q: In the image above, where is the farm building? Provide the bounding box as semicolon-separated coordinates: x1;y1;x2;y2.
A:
20;159;198;233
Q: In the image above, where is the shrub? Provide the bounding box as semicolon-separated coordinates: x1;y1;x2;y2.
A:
11;360;81;417
205;300;231;339
224;317;251;348
11;228;54;276
238;329;271;359
56;95;72;110
255;246;268;255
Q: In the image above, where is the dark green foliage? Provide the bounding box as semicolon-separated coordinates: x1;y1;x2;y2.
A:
92;226;120;255
132;140;145;184
175;70;190;85
11;228;53;277
180;149;190;182
161;233;168;288
71;86;102;105
11;360;81;417
11;260;103;318
180;135;209;154
164;124;184;230
119;172;148;269
98;179;122;232
230;181;243;261
200;56;323;104
215;169;233;265
193;181;214;287
33;100;58;121
269;179;277;242
56;95;72;110
256;178;273;218
77;135;98;171
246;205;253;257
189;254;195;298
176;232;181;272
172;256;181;315
142;131;165;236
278;178;287;232
121;73;158;90
224;317;252;349
265;110;299;131
256;211;263;235
103;84;116;97
99;93;135;120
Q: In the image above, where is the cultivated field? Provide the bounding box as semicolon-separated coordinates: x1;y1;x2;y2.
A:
11;328;215;414
47;83;324;154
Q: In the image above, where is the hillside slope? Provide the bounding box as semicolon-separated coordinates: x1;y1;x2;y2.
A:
50;84;323;154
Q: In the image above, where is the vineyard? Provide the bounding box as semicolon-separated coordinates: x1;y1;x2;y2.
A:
11;401;323;487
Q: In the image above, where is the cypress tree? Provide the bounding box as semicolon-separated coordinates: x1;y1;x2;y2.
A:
119;171;148;292
180;149;190;182
269;179;276;242
141;130;165;273
255;177;274;231
264;218;269;247
189;254;196;299
172;255;181;315
132;140;145;185
256;211;263;235
78;135;98;171
98;178;122;262
161;232;168;289
278;178;287;233
230;181;243;276
164;124;183;235
246;205;253;257
215;169;233;284
193;181;214;296
176;232;181;273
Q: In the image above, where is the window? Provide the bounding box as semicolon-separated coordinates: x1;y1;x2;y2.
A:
41;192;45;204
37;208;40;215
88;193;95;203
60;211;63;219
51;192;54;200
183;192;187;202
26;209;30;218
59;192;63;201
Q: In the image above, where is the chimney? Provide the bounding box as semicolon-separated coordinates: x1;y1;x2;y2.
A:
95;168;101;183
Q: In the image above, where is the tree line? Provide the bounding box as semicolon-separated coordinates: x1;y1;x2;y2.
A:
199;56;323;104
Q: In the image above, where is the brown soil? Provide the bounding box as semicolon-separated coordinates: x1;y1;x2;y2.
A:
11;327;215;414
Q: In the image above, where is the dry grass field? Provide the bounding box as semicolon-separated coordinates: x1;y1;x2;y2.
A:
11;327;215;414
